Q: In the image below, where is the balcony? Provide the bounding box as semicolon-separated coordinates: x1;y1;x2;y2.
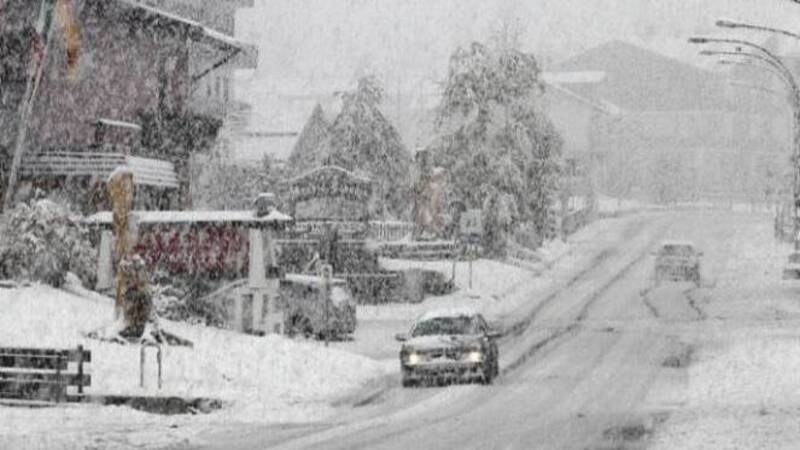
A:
20;145;179;188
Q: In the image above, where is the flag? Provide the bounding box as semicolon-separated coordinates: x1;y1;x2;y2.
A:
56;0;81;78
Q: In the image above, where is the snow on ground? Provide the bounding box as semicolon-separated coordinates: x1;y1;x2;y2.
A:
596;195;649;214
0;283;390;448
650;213;800;450
0;211;656;449
333;213;651;361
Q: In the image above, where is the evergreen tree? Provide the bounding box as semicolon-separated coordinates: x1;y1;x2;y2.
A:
324;76;412;218
433;41;563;249
288;103;332;174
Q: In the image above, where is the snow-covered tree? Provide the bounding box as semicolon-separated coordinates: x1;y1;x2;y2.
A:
288;103;332;174
0;198;96;287
323;76;413;218
432;41;563;248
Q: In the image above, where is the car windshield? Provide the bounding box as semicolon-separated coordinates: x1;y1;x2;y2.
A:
412;316;481;336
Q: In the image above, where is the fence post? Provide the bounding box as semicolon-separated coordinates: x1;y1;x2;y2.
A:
157;345;162;390
55;354;63;403
139;345;144;388
76;345;84;395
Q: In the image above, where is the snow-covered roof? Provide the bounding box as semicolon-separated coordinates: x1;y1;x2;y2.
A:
95;118;142;130
545;82;622;115
117;0;254;53
542;71;607;84
283;273;347;286
418;307;480;322
84;209;293;225
285;165;373;185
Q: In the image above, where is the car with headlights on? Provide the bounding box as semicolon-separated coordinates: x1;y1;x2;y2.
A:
654;240;702;285
395;308;500;387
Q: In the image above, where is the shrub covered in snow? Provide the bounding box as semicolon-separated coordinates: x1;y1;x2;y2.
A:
150;270;228;327
0;199;96;287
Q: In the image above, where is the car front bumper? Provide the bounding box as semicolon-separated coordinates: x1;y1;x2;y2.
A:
402;360;486;382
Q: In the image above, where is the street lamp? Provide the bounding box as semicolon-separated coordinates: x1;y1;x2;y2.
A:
688;37;794;83
700;49;796;87
716;59;794;93
716;19;800;41
691;35;800;249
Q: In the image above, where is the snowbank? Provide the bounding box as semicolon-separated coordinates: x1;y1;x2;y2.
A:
650;213;800;449
0;283;390;447
651;335;800;450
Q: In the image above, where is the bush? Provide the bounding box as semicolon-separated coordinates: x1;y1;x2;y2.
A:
150;270;228;327
0;199;96;287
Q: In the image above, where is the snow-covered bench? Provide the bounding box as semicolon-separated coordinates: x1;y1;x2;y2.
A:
0;346;91;405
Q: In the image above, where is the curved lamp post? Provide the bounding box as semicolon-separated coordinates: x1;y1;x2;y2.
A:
690;35;800;248
700;49;797;88
716;59;795;97
716;19;800;41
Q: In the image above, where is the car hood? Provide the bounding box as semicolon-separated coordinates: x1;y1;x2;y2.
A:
403;335;482;351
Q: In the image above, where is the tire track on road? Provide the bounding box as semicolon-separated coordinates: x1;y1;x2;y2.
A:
640;287;660;318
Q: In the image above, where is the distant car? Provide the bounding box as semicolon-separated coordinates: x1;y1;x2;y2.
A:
395;308;500;387
654;241;702;285
782;252;800;280
281;273;357;340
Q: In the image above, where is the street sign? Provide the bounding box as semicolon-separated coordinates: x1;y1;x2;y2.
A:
320;264;333;279
460;209;483;243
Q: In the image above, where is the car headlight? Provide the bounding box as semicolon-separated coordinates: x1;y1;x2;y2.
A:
465;350;484;363
404;351;422;365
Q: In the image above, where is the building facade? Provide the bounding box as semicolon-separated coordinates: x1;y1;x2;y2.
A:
0;0;257;212
555;40;790;204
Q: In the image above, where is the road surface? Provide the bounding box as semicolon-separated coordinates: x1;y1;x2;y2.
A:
200;211;749;450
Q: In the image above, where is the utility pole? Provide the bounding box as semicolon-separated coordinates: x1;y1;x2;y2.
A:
3;0;57;211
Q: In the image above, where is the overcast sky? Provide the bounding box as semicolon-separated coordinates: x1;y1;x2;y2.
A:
233;0;799;130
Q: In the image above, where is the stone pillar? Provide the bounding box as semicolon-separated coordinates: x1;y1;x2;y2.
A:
248;228;267;332
251;291;264;334
248;228;266;288
96;230;114;291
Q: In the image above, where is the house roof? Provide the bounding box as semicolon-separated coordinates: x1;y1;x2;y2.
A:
117;0;257;61
542;71;607;84
95;118;142;131
84;209;293;225
544;82;622;115
285;165;373;185
556;40;730;112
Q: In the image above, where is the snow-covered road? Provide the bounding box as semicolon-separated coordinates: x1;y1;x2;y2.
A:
199;209;799;449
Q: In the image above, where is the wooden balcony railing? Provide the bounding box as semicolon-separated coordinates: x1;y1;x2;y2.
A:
20;146;179;188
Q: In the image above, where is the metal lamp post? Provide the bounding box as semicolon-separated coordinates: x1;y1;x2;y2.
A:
716;19;800;41
710;21;800;247
713;57;792;84
690;35;800;249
